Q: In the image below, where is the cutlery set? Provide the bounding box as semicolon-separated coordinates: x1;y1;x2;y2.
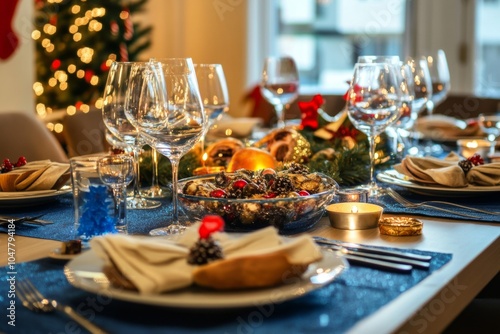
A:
313;236;432;273
0;215;51;226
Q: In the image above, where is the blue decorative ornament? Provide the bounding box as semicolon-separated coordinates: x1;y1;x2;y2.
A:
77;184;117;240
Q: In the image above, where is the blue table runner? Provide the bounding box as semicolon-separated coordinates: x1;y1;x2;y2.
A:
0;248;452;334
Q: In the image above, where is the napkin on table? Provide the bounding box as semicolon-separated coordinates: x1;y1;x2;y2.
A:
415;115;481;139
0;160;70;192
90;224;323;294
394;153;500;187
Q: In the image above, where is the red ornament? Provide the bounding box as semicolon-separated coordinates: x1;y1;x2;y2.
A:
51;59;61;70
84;70;94;82
199;215;225;239
0;0;20;60
100;60;110;71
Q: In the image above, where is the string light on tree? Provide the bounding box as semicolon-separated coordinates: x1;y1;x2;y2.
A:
32;0;151;132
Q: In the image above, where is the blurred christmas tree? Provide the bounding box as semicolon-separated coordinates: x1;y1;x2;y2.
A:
32;0;151;123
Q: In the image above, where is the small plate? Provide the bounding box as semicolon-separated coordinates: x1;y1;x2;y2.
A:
0;185;71;207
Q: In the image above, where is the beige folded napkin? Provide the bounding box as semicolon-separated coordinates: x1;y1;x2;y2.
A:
90;225;323;294
394;153;500;187
415;115;480;139
0;161;70;192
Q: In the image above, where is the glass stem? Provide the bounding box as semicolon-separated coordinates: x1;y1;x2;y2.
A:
170;158;180;223
113;186;127;232
132;148;142;198
151;148;160;189
275;103;285;128
368;134;377;189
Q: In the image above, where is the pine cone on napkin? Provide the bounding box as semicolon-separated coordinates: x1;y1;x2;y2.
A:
90;224;323;294
394;153;500;187
0;160;70;192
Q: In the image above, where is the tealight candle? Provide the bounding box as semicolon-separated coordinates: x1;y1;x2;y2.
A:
337;189;368;203
326;202;383;230
457;139;492;159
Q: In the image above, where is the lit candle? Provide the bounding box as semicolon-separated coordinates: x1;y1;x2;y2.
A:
326;202;383;230
457;139;492;159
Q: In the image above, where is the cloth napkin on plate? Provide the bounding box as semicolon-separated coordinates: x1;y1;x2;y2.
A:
415;115;481;139
394;153;500;187
90;224;322;294
0;160;69;192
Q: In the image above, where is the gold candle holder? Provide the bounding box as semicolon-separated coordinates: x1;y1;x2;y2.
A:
326;202;383;230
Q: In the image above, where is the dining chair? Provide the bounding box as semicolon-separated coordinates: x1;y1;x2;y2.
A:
0;111;68;163
62;107;108;157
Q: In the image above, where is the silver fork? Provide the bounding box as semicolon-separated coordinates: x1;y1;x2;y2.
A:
17;280;108;334
385;188;500;218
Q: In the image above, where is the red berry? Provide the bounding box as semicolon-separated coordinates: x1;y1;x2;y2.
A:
14;156;27;167
264;192;277;198
209;189;227;198
232;179;248;189
199;215;225;239
298;190;310;196
467;153;484;166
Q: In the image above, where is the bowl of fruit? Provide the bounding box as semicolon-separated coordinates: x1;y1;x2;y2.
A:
178;163;338;234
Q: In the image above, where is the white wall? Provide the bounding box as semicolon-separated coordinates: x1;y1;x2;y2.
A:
0;0;34;114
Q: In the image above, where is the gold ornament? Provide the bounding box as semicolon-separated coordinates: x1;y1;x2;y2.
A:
254;128;311;164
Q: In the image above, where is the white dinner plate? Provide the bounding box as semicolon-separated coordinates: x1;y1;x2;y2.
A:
0;185;71;207
64;248;347;309
377;169;500;197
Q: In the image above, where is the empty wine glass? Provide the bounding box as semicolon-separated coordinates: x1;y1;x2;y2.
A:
194;63;229;161
260;56;299;128
405;56;433;156
141;147;170;199
346;63;403;197
126;59;206;235
102;61;161;209
426;49;451;115
97;155;135;234
478;114;500;154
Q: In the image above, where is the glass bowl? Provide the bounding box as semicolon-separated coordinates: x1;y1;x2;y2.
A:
178;172;338;234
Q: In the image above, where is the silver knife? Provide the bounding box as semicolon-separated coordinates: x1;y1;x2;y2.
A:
313;236;432;262
327;245;430;269
342;254;413;272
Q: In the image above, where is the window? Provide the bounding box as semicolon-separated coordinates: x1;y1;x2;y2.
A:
275;0;408;94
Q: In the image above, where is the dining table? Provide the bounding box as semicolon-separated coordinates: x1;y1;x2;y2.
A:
0;183;499;334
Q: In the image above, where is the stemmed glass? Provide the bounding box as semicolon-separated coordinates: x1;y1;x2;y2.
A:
194;63;229;160
405;56;433;156
478;114;500;155
102;61;161;209
260;56;299;128
141;147;169;199
426;49;451;115
346;63;403;197
97;155;135;234
126;58;206;235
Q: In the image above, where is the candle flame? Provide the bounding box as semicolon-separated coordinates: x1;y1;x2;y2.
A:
202;152;208;162
351;205;359;213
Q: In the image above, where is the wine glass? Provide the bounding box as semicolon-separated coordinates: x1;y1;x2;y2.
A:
141;147;170;199
126;58;206;235
405;56;433;156
194;63;230;162
101;61;161;209
260;56;299;128
478;114;500;155
426;49;451;116
346;63;403;197
97;155;135;234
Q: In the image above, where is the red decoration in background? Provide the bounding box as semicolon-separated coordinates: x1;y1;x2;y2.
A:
343;84;363;102
123;8;134;41
0;0;20;60
199;215;224;239
51;59;61;70
100;60;110;71
84;69;94;82
298;94;324;130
